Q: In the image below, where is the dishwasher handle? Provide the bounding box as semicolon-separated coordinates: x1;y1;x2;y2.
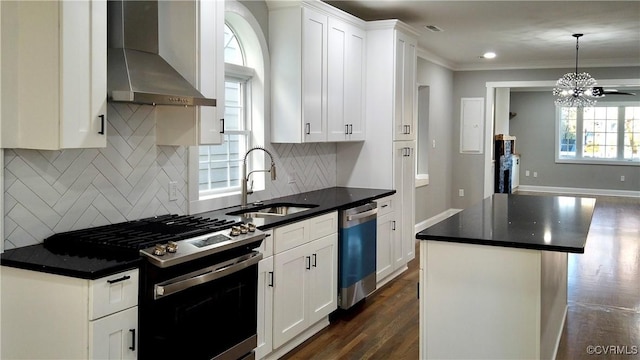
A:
346;208;378;222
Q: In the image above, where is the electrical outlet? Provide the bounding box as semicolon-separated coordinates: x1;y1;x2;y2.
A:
458;189;464;197
620;175;625;182
525;170;530;177
533;172;538;178
169;181;178;201
288;172;297;184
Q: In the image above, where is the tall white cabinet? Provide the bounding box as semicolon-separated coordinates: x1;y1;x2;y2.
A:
268;0;366;143
1;0;107;150
337;20;418;285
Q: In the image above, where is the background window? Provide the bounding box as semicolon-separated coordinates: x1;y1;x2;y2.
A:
557;103;640;164
199;24;253;197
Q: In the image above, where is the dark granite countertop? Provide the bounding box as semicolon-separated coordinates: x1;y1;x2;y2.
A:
1;187;394;279
416;194;596;253
197;186;395;230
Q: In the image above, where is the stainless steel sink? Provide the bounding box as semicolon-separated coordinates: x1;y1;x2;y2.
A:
227;203;317;218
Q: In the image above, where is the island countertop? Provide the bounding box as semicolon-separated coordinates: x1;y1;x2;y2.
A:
416;194;596;253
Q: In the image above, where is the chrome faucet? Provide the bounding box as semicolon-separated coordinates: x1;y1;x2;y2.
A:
241;146;277;208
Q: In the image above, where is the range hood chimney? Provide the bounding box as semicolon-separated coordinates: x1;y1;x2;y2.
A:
107;0;216;106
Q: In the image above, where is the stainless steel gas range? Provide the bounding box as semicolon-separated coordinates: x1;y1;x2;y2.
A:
44;214;265;360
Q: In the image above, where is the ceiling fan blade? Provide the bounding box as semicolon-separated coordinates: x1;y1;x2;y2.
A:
592;87;636;96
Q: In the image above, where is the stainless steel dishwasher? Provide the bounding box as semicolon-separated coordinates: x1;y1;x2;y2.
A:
338;202;378;309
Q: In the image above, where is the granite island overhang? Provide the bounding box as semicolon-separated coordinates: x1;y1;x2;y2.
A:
416;194;596;360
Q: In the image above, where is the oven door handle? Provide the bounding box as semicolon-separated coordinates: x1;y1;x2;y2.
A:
154;251;263;300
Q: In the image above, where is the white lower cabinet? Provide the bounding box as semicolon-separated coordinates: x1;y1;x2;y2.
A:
1;267;139;359
375;195;404;286
89;307;138;360
257;212;338;359
256;255;274;359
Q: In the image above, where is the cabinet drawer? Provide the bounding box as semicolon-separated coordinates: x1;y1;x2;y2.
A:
89;269;139;320
274;220;310;255
309;211;338;240
377;196;395;216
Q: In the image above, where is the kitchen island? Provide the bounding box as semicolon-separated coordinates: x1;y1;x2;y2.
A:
416;194;595;360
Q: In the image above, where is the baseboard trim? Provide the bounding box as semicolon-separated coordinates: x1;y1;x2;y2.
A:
516;185;640;198
415;208;463;233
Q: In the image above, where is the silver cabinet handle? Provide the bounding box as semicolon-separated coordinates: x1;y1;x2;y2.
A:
392;220;396;230
345;124;349;135
268;271;274;287
154;251;262;299
305;123;311;135
306;256;311;270
220;118;225;134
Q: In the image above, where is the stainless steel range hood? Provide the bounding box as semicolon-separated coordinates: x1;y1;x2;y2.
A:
107;0;216;106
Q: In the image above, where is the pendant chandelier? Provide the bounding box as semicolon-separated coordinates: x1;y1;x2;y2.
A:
553;34;598;107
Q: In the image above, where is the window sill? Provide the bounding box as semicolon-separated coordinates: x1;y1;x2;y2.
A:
555;159;639;167
416;174;429;188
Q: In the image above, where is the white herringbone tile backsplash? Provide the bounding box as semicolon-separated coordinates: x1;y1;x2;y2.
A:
3;103;337;249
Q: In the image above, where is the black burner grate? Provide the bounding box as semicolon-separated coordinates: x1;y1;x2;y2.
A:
44;214;240;257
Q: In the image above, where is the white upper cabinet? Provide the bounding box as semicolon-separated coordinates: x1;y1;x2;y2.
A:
1;0;107;149
393;30;417;141
156;0;225;146
269;0;366;143
327;18;366;142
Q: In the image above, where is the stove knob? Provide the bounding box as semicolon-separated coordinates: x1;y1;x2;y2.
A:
247;223;256;232
240;224;249;234
166;241;178;253
153;244;167;256
230;226;241;236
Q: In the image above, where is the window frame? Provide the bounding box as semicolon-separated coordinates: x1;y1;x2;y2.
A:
555;101;640;166
198;68;254;198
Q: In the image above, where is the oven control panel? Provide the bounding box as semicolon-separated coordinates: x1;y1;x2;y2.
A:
140;223;265;268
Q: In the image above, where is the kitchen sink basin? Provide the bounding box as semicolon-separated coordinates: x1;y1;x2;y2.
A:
227;203;318;218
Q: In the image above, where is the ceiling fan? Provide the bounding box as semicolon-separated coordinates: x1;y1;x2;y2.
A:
591;87;636;97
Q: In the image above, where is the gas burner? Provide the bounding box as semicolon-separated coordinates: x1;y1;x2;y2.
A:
43;214;243;258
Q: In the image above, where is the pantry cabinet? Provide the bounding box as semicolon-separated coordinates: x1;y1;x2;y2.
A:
337;20;418;286
155;0;225;146
1;0;107;149
1;267;139;359
268;1;366;143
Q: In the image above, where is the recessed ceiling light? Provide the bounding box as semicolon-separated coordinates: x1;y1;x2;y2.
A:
482;52;497;59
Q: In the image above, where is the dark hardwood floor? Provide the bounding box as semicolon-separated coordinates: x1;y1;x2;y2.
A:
282;193;640;360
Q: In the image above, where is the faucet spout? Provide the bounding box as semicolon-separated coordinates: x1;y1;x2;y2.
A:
241;147;277;208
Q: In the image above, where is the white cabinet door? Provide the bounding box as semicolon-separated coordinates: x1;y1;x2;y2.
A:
395;141;416;262
256;256;274;360
307;233;338;324
1;0;107;149
273;243;310;349
393;30;417;141
156;0;223;146
302;6;328;142
89;307;138;360
376;211;396;282
327;18;366;142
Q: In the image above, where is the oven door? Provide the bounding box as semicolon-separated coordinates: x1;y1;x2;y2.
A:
141;251;262;360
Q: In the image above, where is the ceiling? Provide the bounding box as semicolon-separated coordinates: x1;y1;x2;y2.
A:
323;1;640;71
